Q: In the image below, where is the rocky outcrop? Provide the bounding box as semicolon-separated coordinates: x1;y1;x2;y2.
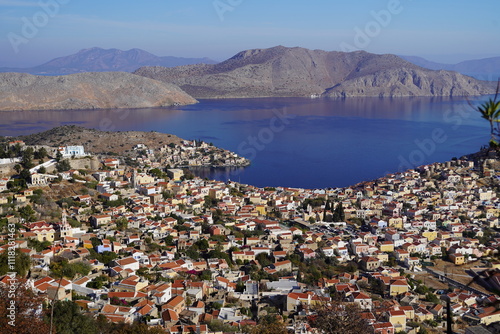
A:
0;72;197;111
13;125;184;155
134;46;496;98
323;68;493;97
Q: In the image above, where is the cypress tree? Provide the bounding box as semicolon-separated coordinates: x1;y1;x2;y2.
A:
337;202;345;221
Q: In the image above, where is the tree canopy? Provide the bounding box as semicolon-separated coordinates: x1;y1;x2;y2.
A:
0;249;31;277
0;279;50;334
309;301;371;334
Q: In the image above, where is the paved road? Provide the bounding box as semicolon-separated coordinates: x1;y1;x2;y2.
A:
428;269;475;279
424;267;491;298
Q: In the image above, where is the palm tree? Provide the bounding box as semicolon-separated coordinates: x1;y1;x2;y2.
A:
474;80;500;147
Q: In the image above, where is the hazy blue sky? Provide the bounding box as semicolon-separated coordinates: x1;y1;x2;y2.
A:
1;0;500;67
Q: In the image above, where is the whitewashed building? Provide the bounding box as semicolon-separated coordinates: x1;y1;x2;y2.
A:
60;146;86;157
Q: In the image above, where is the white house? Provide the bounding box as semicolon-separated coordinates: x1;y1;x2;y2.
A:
113;257;140;271
61;146;86;157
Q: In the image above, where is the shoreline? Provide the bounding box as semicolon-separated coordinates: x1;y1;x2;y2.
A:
188;149;488;191
0;93;496;114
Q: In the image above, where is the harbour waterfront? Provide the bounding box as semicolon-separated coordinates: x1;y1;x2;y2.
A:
0;96;490;188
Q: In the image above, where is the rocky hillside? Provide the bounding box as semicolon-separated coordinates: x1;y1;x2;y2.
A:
323;68;491;98
12;125;184;155
0;72;197;111
134;46;496;98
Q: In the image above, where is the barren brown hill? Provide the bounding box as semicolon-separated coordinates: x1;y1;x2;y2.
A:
13;125;184;155
0;72;197;111
134;46;495;98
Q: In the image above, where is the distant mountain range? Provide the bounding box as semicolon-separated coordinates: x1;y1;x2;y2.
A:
134;46;496;99
400;55;500;81
0;46;497;111
0;47;217;75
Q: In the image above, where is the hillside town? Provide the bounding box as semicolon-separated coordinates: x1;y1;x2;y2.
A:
2;138;500;334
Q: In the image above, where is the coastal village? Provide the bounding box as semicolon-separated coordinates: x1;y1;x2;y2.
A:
2;134;500;334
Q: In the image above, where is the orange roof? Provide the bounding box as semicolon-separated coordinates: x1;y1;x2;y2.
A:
389;310;406;316
165;295;184;308
162;309;179;322
390;279;407;286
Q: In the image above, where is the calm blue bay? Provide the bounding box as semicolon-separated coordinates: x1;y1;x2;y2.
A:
0;97;490;189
